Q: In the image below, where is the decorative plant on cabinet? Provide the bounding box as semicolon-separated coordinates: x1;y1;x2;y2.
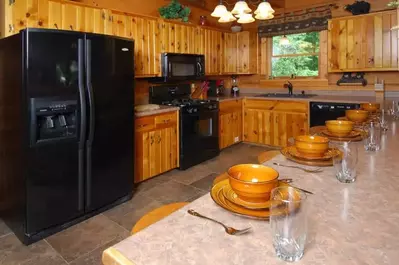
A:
159;0;191;22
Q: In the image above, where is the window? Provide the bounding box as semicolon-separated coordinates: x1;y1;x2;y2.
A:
271;32;320;78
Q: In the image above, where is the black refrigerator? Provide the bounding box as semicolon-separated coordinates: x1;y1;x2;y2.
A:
0;28;134;244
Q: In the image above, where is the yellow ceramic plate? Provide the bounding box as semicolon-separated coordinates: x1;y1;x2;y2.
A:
287;146;340;161
322;129;361;138
211;179;290;219
222;181;289;210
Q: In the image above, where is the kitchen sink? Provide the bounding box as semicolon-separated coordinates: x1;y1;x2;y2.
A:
255;93;318;99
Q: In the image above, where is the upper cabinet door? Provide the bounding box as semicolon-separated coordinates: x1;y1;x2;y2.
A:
61;2;85;31
159;21;200;55
221;32;237;74
204;28;222;75
328;10;398;72
237;31;258;74
84;7;111;35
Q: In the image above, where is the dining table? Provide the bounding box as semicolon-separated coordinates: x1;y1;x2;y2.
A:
103;119;399;265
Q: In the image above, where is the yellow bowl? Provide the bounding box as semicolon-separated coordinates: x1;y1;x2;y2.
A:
361;103;380;112
345;109;369;123
325;120;354;137
228;164;279;203
294;135;329;158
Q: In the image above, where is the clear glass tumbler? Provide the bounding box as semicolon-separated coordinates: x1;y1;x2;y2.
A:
333;142;358;183
270;187;307;262
379;109;388;132
364;121;382;151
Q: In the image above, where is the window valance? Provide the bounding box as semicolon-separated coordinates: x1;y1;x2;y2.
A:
258;5;333;37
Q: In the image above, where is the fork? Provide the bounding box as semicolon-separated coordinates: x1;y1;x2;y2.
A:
187;209;252;235
273;162;323;173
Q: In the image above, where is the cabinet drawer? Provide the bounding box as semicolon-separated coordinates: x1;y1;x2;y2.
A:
135;116;156;131
244;99;277;110
155;112;178;125
220;99;242;113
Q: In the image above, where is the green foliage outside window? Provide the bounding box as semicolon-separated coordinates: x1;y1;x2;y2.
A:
272;32;320;77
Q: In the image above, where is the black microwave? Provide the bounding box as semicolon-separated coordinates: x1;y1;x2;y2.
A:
161;53;205;81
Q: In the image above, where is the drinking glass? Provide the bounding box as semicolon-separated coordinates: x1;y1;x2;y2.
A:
270;187;307;262
364;121;382;151
333;142;358;183
379;109;388;131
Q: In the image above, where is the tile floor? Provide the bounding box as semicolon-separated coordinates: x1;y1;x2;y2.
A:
0;143;273;265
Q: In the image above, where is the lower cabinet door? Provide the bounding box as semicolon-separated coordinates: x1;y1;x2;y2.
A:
272;112;309;147
243;109;273;145
135;126;178;183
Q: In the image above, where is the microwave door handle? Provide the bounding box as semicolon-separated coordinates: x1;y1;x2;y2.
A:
197;62;202;75
168;62;172;76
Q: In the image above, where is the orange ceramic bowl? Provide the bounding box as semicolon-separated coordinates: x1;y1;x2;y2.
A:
294;135;329;158
325;120;354;137
345;109;369;123
228;164;279;203
361;103;380;112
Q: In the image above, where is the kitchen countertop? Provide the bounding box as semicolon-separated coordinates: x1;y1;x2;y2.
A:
135;105;180;117
209;93;382;104
103;120;399;265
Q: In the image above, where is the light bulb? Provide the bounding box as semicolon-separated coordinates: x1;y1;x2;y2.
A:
211;4;228;18
237;13;255;24
279;35;290;45
255;12;274;20
219;11;237;23
232;1;251;15
254;1;275;15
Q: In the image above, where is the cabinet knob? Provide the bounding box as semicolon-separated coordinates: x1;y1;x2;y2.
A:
9;24;14;32
70;25;73;30
54;23;58;29
26;12;30;18
38;20;43;26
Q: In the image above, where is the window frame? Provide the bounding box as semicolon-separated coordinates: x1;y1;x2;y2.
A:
268;32;322;79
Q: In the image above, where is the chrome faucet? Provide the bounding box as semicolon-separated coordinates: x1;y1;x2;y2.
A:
284;81;293;96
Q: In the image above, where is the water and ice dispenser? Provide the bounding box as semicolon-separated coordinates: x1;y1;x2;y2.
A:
30;98;78;145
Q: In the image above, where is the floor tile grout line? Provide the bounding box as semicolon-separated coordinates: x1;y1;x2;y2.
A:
44;239;71;265
99;213;129;233
0;232;13;239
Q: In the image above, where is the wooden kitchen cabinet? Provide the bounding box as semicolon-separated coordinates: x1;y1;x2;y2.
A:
219;99;243;149
243;99;308;147
221;32;237;74
221;31;258;75
328;9;398;72
204;28;222;75
236;31;258;74
159;21;202;54
135;111;179;183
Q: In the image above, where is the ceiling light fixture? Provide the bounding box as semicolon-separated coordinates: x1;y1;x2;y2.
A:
219;11;237;23
211;1;228;18
212;0;275;24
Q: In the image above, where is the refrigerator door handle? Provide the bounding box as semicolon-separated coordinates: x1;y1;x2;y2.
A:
78;38;86;212
85;38;95;208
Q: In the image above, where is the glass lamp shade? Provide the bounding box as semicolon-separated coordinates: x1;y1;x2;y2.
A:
254;1;275;15
237;13;255;24
211;4;228;18
279;35;290;45
255;12;274;20
219;11;237;23
231;1;252;15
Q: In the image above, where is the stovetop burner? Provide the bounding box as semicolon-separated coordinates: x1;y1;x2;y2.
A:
162;98;214;107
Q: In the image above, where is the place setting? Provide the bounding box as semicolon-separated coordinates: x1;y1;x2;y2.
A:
281;135;341;167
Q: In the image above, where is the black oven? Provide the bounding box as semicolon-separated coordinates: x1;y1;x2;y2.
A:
161;53;205;82
180;104;219;170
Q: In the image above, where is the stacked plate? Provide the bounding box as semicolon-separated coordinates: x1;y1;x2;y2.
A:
210;179;289;220
281;145;340;167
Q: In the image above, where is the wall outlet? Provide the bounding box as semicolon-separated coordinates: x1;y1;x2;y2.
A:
234;137;239;143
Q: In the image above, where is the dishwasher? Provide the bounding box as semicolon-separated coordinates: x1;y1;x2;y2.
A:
310;102;361;127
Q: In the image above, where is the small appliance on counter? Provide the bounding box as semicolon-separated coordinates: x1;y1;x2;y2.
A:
231;75;239;96
149;84;220;170
207;80;225;97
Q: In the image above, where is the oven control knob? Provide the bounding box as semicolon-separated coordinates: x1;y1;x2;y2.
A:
193;108;197;113
187;108;193;113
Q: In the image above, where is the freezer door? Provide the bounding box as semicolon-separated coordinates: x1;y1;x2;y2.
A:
24;29;85;234
85;34;134;211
